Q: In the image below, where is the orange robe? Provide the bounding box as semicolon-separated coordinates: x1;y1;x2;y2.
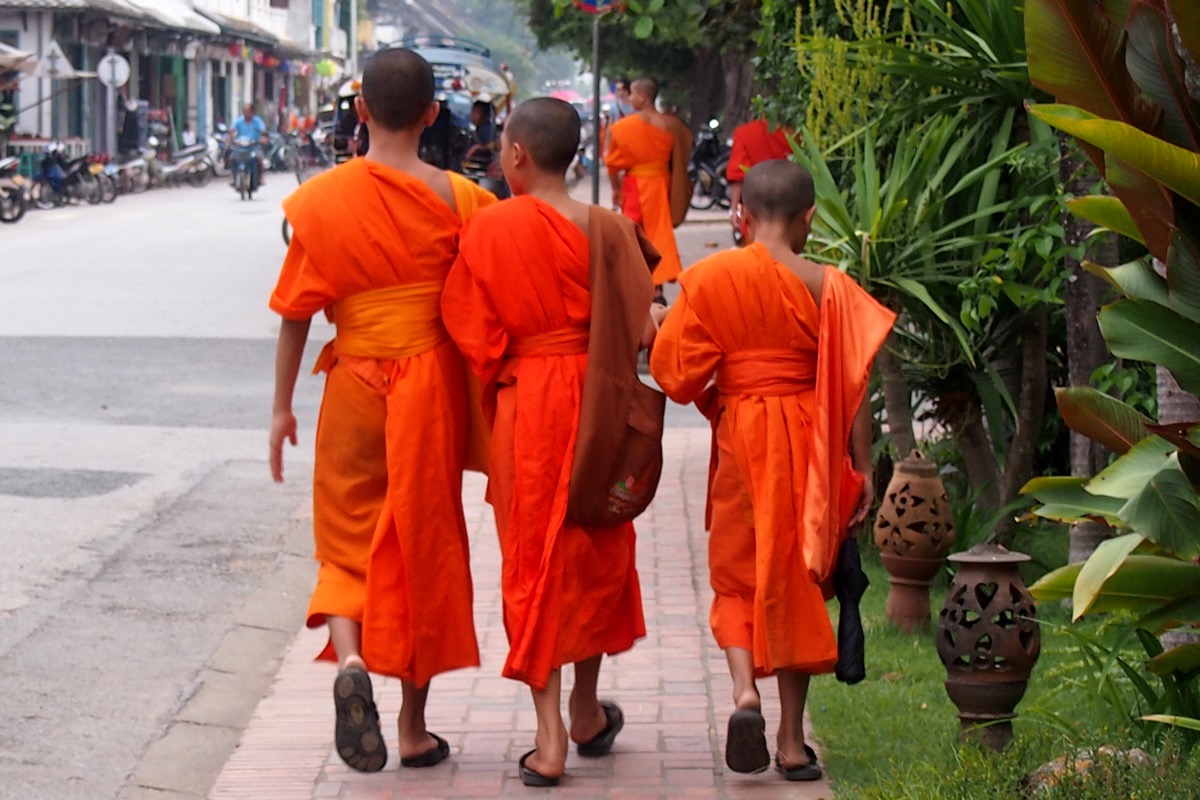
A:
270;158;496;686
725;120;795;183
649;242;895;676
606;115;683;285
441;196;646;690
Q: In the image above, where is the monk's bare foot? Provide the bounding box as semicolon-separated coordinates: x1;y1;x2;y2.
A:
524;727;568;779
733;687;761;713
397;728;439;761
567;697;607;744
340;654;366;671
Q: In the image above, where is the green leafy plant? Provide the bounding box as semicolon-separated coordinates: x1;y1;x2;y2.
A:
1022;0;1200;746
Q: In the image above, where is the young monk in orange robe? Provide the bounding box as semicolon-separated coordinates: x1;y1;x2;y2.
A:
442;98;651;787
605;77;691;290
268;48;495;774
650;160;896;781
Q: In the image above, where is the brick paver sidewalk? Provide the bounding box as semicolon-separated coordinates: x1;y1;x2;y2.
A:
209;428;834;799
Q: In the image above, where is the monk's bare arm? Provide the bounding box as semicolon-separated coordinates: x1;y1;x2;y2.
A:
848;392;874;526
608;168;624;210
270;316;312;482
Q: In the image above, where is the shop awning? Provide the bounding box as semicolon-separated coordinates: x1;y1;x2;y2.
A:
0;0;150;21
123;0;220;36
194;7;278;46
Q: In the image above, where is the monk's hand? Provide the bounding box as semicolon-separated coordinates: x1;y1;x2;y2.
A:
269;410;298;483
849;474;874;527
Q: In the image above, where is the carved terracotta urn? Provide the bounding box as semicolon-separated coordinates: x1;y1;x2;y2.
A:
936;544;1041;751
873;450;955;630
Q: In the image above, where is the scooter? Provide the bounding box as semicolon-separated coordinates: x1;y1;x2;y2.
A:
208;123;230;178
33;144;102;208
109;150;150;194
230;138;262;200
688;119;732;211
145;136;213;188
0;156;28;224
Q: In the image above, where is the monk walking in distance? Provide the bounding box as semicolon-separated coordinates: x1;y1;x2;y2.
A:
442;97;655;787
268;48;495;773
650;160;895;781
605;77;691;295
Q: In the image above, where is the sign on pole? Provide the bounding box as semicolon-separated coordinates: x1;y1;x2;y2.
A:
97;52;130;88
33;39;76;80
97;51;130;158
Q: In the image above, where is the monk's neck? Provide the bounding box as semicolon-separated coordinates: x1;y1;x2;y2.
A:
753;231;805;267
364;129;425;173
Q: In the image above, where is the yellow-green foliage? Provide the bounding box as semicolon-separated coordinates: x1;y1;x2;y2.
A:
795;0;918;145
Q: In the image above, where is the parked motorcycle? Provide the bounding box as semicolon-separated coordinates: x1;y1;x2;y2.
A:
89;154;118;204
32;144;102;208
208;123;230;178
145;136;214;188
230;138;262;200
263;132;300;175
689;119;732;211
108;150;151;194
0;156;28;224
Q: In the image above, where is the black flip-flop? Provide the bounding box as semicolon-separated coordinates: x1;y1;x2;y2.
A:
518;749;560;787
400;732;451;768
333;666;387;773
725;707;770;774
577;701;625;758
775;744;823;781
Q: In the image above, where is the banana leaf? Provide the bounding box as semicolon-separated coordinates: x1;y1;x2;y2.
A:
1025;0;1159;127
1083;259;1168;305
1088;435;1176;498
1168;226;1200;324
1027;105;1200;205
1074;532;1147;616
1146;642;1200;676
1067;195;1144;243
1099;299;1200;394
1138;595;1200;634
1124;1;1200;151
1117;453;1200;560
1071;553;1200;620
1022;475;1126;523
1054;386;1151;455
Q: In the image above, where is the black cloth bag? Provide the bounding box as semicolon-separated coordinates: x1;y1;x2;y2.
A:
834;537;869;685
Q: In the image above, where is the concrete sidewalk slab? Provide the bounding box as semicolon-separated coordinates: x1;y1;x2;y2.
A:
208;429;835;799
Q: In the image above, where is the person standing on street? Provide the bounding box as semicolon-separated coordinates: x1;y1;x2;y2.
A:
268;48;495;775
650;160;895;782
605;77;692;298
726;118;796;239
441;97;652;788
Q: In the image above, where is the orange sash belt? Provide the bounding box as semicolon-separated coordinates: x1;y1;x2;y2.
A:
629;163;669;178
507;326;590;358
716;349;816;396
313;281;448;373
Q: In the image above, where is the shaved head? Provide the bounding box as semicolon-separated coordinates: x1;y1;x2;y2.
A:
506;97;580;174
359;48;434;132
743;160;814;222
631;77;659;102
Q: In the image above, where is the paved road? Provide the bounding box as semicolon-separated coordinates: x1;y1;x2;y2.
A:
0;174;724;800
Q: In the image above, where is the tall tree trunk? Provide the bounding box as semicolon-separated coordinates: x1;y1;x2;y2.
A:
688;48;724;135
948;392;1003;511
719;47;756;131
878;331;915;456
1000;308;1049;508
1060;136;1114;561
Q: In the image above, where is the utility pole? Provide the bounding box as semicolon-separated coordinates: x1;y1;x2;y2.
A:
349;0;359;78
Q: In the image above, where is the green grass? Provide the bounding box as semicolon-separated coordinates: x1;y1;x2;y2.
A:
809;535;1200;799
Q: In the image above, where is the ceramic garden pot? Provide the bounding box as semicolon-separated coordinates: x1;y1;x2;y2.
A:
874;450;955;630
936;544;1041;751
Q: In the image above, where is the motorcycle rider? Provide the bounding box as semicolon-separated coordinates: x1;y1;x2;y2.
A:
228;102;267;187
